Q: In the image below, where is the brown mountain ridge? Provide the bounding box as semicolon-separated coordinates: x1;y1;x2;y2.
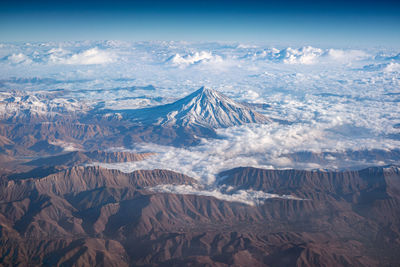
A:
0;163;399;266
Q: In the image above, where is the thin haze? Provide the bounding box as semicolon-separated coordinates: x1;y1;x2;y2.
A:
0;0;399;46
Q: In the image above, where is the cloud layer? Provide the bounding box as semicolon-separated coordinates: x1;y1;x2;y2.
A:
1;42;382;68
2;45;116;66
242;46;370;64
148;184;303;206
2;41;399;204
97;119;400;185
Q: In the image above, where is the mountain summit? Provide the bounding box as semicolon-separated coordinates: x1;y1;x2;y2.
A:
131;87;271;128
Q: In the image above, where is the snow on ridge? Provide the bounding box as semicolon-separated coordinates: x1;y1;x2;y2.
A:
0;91;89;119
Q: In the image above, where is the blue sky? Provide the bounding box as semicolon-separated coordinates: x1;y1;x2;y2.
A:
1;0;399;46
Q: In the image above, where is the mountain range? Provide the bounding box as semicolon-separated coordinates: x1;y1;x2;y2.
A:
0;87;271;159
0;155;399;266
1;86;400;266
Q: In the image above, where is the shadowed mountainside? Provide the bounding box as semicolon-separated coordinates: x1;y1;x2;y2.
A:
4;150;154;180
0;164;399;266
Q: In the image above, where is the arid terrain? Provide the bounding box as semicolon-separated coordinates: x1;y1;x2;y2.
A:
0;86;399;266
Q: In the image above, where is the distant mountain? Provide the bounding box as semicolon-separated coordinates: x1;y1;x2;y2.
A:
126;87;271;128
219;165;400;199
0;166;197;201
0;91;87;123
25;150;153;167
6;151;153;180
85;87;272;146
281;149;400;170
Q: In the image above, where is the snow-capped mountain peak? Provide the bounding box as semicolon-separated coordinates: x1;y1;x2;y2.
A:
131;87;271;128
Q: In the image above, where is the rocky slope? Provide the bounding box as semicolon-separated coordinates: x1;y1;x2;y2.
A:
0;164;399;266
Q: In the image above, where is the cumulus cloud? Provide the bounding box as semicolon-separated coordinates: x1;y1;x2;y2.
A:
49;47;116;65
383;62;400;72
243;46;323;64
244;46;370;65
168;51;223;67
148;184;303;206
281;46;324;64
325;49;369;61
5;53;32;64
239;89;260;102
1;46;116;66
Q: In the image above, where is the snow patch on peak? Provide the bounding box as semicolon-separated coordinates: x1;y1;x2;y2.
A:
124;87;271;129
153;87;271;128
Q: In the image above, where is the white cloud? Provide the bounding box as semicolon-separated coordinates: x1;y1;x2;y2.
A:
384;62;400;72
1;46;116;66
282;46;324;65
242;46;324;64
325;49;369;62
240;89;260;102
244;46;370;65
47;47;70;63
236;44;258;49
96;118;400;185
50;47;116;65
6;53;32;64
148;184;303;206
169;51;223;67
49;140;83;151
